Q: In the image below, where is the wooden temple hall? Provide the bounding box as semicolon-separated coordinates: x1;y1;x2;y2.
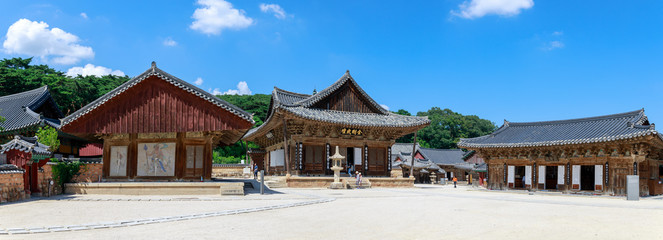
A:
60;62;254;180
458;109;663;196
243;71;430;177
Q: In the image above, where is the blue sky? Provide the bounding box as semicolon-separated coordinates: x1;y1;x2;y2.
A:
1;1;663;126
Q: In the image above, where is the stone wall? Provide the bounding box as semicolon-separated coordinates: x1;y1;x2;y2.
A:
0;171;26;203
73;163;103;183
37;164;59;196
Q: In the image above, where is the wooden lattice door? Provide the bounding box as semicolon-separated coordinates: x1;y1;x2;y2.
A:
185;145;204;178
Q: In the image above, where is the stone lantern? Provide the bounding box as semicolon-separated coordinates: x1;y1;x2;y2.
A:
329;146;345;189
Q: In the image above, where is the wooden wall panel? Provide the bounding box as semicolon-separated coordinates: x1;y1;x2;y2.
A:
63;76;252;134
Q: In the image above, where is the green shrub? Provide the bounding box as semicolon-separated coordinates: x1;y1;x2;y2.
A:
51;160;86;190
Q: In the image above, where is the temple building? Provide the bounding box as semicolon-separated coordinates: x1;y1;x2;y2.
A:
243;71;430;178
458;109;663;196
60;62;254;181
0;86;85;158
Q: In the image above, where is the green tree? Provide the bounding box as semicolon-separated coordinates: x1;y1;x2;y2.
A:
397;107;496;149
393;109;411;116
36;126;60;152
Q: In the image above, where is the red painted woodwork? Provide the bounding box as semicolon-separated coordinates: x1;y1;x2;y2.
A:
62;76;252;134
414;152;425;160
79;143;103;156
312;82;382;114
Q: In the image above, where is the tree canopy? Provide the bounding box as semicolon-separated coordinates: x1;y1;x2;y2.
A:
217;93;271;127
396;107;496;149
0;57;130;115
36;126;60;152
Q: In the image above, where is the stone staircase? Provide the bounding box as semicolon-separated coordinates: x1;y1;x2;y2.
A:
344;178;371;189
264;176;287;188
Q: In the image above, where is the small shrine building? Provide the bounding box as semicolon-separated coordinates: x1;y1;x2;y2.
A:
458;109;663;196
60;62;254;181
1;135;51;194
243;71;430;177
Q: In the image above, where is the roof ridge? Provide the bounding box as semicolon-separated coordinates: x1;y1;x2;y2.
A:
0;85;47;102
273;87;311;98
507;109;644;126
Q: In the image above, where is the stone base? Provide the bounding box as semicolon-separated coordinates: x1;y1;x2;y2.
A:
287;176;412;188
329;182;345;189
64;182;243;195
219;183;245;195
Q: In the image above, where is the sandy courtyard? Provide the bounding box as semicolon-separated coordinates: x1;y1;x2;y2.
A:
2;184;663;240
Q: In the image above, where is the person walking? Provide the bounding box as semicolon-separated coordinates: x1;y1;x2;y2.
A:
355;171;362;188
452;176;458;188
253;163;259;179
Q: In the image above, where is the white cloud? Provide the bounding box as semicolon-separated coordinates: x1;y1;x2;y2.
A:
2;19;94;65
65;64;124;77
552;31;563;36
451;0;534;19
163;37;177;46
194;77;204;86
190;0;253;35
80;13;88;19
544;40;564;51
210;88;223;95
259;3;287;19
220;81;252;95
380;104;390;111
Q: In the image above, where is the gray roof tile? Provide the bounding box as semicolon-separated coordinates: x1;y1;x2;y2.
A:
458;109;660;148
0;86;61;133
1;135;51;156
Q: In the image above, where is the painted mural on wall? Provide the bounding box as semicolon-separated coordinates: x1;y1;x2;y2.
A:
109;146;128;176
137;143;176;176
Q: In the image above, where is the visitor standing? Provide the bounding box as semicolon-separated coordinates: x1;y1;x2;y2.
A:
452;176;458;188
253;163;259;179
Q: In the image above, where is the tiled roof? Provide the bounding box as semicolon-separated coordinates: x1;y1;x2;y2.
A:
62;62;254;127
281;106;430;128
0;164;24;174
419;148;466;165
273;87;309;106
458;109;660;148
0;135;51;156
0;86;62;132
244;71;430;140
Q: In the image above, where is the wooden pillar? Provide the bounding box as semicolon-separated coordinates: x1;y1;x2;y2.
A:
409;132;417;178
282;119;291;176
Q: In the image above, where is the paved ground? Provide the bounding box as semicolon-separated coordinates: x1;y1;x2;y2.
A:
2;183;663;239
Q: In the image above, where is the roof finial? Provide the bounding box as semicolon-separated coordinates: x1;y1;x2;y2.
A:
151;61;156;68
346;69;350;74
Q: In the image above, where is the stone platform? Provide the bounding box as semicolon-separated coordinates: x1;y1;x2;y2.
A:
286;176;414;188
64;182;244;195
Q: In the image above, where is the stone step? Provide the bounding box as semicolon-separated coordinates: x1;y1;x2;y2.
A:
344;178;371;189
